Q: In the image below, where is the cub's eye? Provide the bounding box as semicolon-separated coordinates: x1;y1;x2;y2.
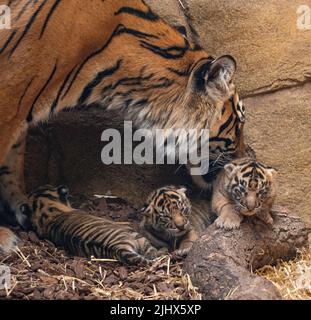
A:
234;189;242;200
160;215;170;221
259;189;269;199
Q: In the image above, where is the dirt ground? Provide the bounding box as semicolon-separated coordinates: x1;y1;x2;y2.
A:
0;194;200;300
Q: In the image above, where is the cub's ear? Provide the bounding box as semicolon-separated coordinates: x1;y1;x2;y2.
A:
267;167;277;179
141;204;152;216
57;185;69;203
57;185;69;196
224;163;237;178
192;55;236;96
177;187;187;194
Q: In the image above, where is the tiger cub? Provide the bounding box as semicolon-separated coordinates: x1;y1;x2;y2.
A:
139;186;199;256
23;185;159;265
212;157;277;230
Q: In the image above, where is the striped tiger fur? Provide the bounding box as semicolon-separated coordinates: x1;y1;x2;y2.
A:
190;91;251;190
140;186;216;257
0;0;238;249
23;185;159;265
212;157;277;230
139;186;192;254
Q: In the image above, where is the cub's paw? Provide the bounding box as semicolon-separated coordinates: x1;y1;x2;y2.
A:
156;247;169;257
0;227;19;253
215;213;241;230
172;246;191;258
258;212;274;226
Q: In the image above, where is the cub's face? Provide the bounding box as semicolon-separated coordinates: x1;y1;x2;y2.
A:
224;160;277;217
143;186;192;236
20;185;71;233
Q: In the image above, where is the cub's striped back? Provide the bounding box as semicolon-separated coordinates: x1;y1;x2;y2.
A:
25;185;158;265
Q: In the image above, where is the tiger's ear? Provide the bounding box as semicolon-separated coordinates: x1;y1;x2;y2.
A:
192;55;236;96
57;185;69;197
178;187;187;194
224;163;237;178
141;204;152;216
208;55;236;87
57;185;69;203
267;167;277;179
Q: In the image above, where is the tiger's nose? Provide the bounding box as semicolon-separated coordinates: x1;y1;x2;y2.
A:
246;199;256;211
173;216;186;230
245;194;257;211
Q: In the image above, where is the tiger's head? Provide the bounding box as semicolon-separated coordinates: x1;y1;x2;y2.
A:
224;158;277;217
19;185;72;236
141;186;192;241
73;1;237;133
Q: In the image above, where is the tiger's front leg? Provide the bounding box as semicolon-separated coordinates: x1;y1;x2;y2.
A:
0;132;29;228
174;229;199;257
214;205;242;230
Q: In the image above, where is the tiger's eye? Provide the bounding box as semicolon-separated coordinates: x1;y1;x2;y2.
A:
260;189;269;198
234;189;242;200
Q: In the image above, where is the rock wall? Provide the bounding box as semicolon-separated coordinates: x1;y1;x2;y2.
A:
25;1;311;228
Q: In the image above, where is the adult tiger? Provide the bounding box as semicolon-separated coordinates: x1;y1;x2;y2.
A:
189;91;254;191
0;0;237;252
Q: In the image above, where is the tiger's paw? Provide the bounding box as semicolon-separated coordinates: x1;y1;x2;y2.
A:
153;247;169;258
172;246;191;258
0;227;19;253
215;213;241;230
257;211;274;226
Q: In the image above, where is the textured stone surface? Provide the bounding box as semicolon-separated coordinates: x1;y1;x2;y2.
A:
145;0;187;27
244;82;311;228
